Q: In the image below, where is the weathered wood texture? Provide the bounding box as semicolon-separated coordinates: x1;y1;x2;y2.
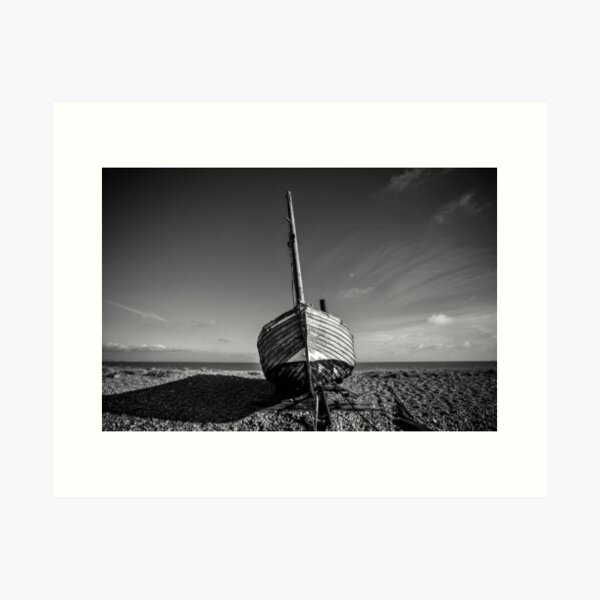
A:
257;304;355;391
286;191;305;304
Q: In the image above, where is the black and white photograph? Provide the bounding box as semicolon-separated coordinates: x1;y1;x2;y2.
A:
8;0;587;593
103;167;497;431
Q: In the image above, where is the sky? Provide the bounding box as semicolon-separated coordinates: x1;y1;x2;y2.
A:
103;168;497;362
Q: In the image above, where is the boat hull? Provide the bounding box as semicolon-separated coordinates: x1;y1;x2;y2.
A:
257;305;355;391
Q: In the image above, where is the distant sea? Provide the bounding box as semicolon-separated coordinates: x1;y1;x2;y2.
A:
103;361;497;371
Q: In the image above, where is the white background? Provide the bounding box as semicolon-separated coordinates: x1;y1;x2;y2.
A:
2;1;597;599
54;102;546;498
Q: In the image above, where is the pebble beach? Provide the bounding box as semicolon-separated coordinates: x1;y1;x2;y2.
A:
103;365;497;431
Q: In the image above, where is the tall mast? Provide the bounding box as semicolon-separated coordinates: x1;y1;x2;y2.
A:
286;191;305;305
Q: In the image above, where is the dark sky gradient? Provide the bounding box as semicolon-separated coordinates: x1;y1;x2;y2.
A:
103;168;497;362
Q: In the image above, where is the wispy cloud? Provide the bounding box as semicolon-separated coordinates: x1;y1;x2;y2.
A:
386;168;451;194
350;245;492;310
433;192;487;224
427;313;454;325
417;342;455;351
413;338;472;352
102;342;186;352
102;342;130;352
355;331;394;342
190;319;217;328
104;301;218;330
102;342;257;361
103;300;170;323
339;287;375;299
314;234;496;320
351;312;494;360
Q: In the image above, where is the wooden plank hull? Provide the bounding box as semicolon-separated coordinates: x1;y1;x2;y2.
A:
257;305;355;391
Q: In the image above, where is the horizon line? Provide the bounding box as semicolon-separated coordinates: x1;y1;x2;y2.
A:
103;359;498;364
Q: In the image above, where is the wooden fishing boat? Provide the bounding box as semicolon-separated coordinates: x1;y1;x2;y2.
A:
257;191;356;393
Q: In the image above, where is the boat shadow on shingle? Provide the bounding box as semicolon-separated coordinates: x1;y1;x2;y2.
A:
102;373;280;424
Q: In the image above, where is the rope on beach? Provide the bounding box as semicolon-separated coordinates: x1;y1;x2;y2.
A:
344;395;381;431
